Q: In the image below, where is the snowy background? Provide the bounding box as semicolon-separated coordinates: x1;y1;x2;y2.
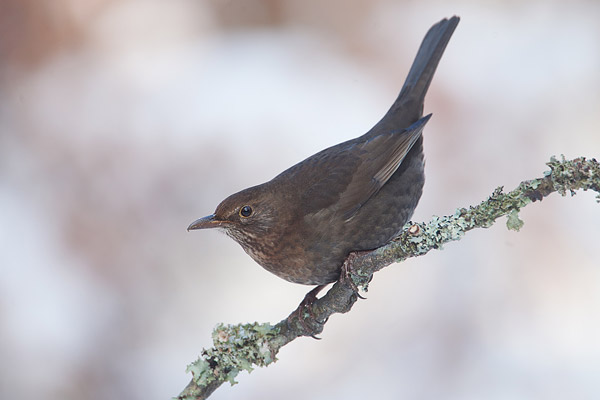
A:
1;0;600;399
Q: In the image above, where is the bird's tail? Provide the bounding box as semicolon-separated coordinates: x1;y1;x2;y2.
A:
368;16;459;135
398;16;460;108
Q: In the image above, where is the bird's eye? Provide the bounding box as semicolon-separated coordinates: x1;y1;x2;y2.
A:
239;205;253;218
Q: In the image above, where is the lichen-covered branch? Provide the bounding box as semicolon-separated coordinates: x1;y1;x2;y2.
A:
175;156;600;400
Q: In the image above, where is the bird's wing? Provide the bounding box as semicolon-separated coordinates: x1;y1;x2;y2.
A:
301;114;430;221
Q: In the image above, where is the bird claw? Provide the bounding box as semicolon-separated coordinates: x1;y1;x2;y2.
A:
288;285;328;339
340;251;372;299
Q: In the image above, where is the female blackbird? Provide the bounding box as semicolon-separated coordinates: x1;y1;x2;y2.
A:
189;16;459;285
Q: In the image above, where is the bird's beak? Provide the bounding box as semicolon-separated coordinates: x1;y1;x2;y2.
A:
187;214;223;231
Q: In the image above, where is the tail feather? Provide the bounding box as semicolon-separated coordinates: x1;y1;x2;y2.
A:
398;16;460;107
366;16;459;137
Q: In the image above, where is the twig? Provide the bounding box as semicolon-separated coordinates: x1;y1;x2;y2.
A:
175;156;600;400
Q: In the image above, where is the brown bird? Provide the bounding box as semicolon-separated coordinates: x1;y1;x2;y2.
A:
189;16;459;286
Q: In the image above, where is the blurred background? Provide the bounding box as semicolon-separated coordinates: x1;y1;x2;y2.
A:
1;0;600;399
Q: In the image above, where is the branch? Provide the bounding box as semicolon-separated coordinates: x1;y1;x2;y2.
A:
175;156;600;400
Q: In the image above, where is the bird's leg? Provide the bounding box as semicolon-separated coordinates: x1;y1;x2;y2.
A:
289;284;328;339
340;250;373;299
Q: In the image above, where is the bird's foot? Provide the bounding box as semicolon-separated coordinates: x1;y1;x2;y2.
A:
288;284;328;339
340;250;373;299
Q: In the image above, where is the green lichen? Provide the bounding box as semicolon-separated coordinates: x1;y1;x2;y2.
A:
186;322;279;387
506;209;524;231
545;155;600;199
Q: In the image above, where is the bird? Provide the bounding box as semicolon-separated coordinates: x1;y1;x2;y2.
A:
189;16;459;287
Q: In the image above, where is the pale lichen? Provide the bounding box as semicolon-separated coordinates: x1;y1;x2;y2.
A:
506;209;525;232
186;322;279;387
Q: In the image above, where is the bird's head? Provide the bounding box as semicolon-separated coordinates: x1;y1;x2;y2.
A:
188;184;282;250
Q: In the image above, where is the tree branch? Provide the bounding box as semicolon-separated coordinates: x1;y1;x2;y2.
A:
175;156;600;400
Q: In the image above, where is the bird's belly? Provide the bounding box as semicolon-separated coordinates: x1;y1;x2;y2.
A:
242;235;344;285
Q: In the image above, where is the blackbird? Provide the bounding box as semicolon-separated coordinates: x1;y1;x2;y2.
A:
189;16;459;285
